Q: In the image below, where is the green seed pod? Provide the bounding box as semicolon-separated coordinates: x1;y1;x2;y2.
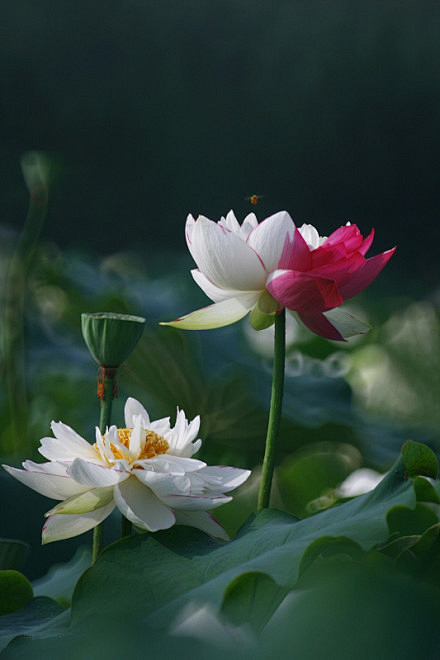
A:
81;312;146;367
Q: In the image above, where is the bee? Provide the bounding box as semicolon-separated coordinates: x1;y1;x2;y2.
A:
245;194;264;206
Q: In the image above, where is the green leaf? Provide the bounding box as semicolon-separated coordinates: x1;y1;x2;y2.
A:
70;454;415;630
0;570;33;615
220;571;288;631
0;540;29;571
32;547;91;608
387;503;439;537
0;597;66;653
413;476;440;503
401;440;438;478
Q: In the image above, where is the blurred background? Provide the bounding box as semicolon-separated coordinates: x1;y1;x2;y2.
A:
1;0;439;578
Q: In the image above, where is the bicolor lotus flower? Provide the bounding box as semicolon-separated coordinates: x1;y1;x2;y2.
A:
163;211;395;341
2;398;250;543
266;222;396;340
162;210;296;331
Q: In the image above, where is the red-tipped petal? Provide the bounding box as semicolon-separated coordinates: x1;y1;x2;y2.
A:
323;224;363;250
282;226;312;271
267;270;343;312
338;247;396;300
297;310;346;341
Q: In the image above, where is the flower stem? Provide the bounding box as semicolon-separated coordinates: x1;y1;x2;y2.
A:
257;309;286;510
92;368;117;564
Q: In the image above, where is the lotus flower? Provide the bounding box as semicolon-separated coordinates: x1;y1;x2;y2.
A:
163;211;395;340
266;222;396;340
162;210;296;331
2;398;250;543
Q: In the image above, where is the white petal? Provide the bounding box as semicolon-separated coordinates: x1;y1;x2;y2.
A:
191;270;257;304
166;413;201;457
195;466;251;493
139;454;206;474
161;298;253;330
188;216;267;291
124;397;151;428
323;308;371;339
2;463;90;500
134;470;191;496
46;486;114;515
298;223;326;249
114;477;175;532
94;427;115;464
105;425;129;461
39;422;98;462
128;419;143;461
219;210;241;234
42;501;115;544
174;510;229;541
247;211;295;272
149;416;171;437
158;493;232;511
68;458;129;487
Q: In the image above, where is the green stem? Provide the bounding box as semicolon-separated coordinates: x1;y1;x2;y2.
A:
257;309;286;510
92;368;117;563
3;184;49;453
121;515;132;538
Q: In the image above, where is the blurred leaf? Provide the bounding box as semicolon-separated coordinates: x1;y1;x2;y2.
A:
387;503;439;537
220;571;287;631
0;540;29;571
0;597;66;653
401;439;438;478
276;442;361;517
413;476;440;504
32;547;91;608
0;571;33;615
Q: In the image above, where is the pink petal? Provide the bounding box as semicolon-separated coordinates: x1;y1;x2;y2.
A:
310;251;365;286
267;270;343;312
359;228;375;256
338;248;396;300
282;226;312;271
297;311;346;341
323;224;363;250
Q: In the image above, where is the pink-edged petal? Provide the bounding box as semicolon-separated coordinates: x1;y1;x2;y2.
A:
359;228;375;256
297;310;346;341
158;492;232;511
282;226;312;271
195;466;251;493
187;216;266;290
174;510;229;541
42;501;115;544
114;477;176;531
2;463;90;500
337;248;396;300
322;223;363;250
139;454;206;474
310;251;365;285
267;270;343;312
39;422;98;462
246;211;295;272
310;242;349;268
124;397;150;428
46;486;114;515
68;458;129;487
160;298;254;330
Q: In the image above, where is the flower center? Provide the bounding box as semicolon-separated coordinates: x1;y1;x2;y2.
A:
96;428;170;463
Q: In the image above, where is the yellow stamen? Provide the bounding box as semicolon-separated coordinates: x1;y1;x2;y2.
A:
95;428;169;463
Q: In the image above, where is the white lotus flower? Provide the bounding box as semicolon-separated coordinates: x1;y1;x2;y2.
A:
2;398;250;544
162;210;296;330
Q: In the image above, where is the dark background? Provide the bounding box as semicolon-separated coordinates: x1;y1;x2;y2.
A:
1;0;439;286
